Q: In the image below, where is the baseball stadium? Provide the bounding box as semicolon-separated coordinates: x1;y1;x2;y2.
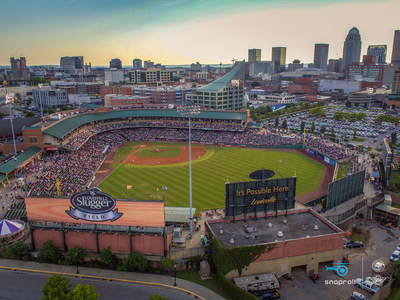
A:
0;103;357;257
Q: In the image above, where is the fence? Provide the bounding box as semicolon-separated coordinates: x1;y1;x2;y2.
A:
169;246;205;260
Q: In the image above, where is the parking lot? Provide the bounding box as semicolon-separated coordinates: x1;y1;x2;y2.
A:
278;220;400;299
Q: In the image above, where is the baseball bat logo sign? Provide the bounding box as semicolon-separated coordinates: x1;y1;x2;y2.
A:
66;190;123;222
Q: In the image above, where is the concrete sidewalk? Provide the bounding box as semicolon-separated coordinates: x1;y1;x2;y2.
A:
0;258;225;300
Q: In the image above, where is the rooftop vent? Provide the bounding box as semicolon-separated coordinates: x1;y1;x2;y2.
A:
277;231;283;237
230;238;235;244
283;220;287;225
314;225;319;231
268;222;272;228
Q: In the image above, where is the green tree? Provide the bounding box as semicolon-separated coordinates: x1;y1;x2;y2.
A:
38;241;61;264
99;247;118;269
47;107;55;114
320;125;326;134
275;117;279;127
162;256;175;271
383;103;388;110
26;98;33;106
71;284;99;300
66;246;86;266
353;129;357;139
309;107;326;117
392;132;397;146
310;121;315;134
0;112;5;119
282;120;287;128
345;100;351;107
300;121;305;133
149;295;169;300
42;275;72;300
1;241;31;261
122;251;150;272
61;105;69;111
29;77;50;86
331;128;335;137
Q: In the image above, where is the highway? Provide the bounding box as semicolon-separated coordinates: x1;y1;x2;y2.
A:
0;269;195;300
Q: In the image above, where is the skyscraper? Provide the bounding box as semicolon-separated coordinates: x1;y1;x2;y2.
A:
313;44;329;71
110;58;122;69
60;56;84;74
133;59;142;69
10;57;30;80
271;47;286;73
367;45;387;64
341;27;361;71
391;30;400;65
248;49;261;63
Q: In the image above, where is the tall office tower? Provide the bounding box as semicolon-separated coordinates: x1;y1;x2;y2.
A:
10;57;30;80
391;30;400;65
143;60;154;69
248;49;261;63
341;27;362;71
60;56;84;74
327;59;341;73
313;44;329;70
367;45;387;64
133;59;142;69
271;47;287;73
110;58;122;69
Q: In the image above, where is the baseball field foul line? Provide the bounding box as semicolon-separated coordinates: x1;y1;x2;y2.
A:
0;266;206;300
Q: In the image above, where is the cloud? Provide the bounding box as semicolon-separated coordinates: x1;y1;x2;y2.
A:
65;0;75;6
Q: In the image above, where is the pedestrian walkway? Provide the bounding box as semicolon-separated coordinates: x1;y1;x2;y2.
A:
0;258;225;300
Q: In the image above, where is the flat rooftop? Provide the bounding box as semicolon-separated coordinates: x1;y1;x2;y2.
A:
207;209;340;248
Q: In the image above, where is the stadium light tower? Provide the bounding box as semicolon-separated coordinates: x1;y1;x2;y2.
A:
363;89;373;168
178;100;200;239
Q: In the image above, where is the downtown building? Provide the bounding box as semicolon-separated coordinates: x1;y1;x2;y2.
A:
314;44;329;70
60;56;84;74
367;45;387;64
341;27;362;72
8;57;30;86
388;70;400;108
272;47;286;73
32;87;68;109
129;69;173;86
392;30;400;66
133;59;142;69
109;58;122;69
188;62;244;110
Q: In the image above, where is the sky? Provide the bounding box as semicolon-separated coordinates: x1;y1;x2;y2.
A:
1;0;400;66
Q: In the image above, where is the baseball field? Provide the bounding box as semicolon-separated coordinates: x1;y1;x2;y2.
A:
98;142;325;210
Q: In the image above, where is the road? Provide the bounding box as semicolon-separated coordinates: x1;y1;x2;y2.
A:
0;269;195;300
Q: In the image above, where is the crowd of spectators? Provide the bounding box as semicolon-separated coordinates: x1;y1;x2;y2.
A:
305;136;350;160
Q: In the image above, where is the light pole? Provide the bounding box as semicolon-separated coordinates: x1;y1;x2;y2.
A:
174;263;177;286
363;90;373;169
178;101;200;239
75;252;79;274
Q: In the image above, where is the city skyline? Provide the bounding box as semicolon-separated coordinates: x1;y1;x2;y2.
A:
1;0;400;66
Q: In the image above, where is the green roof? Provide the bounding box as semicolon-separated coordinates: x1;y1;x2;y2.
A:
0;174;7;182
197;62;244;92
43;109;247;139
0;147;42;175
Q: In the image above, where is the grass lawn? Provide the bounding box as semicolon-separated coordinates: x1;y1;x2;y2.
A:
176;269;229;299
387;283;400;300
99;144;325;210
135;145;182;158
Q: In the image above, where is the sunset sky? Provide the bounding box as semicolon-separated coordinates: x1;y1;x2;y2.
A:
1;0;399;66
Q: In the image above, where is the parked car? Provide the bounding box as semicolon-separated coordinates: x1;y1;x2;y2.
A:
354;278;379;294
396;243;400;251
346;241;364;248
256;290;280;300
351;291;368;300
365;275;387;287
390;250;400;262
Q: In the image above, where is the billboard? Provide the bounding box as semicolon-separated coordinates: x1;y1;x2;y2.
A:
25;195;165;227
225;177;296;217
326;170;365;210
305;147;336;166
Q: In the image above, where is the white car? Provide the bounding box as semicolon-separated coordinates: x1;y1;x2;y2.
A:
390;250;400;262
351;291;368;300
396;243;400;251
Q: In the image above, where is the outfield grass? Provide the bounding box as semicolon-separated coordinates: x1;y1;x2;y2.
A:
135;145;182;158
99;144;325;210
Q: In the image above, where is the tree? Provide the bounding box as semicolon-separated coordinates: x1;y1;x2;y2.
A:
345;100;351;107
353;129;357;140
42;275;72;300
122;251;150;272
300;121;305;133
320;125;326;134
149;295;169;300
383;103;388;110
309;107;326;117
26;98;33;106
61;105;69;111
47;107;55;114
42;275;98;300
29;77;49;86
392;132;398;146
162;256;175;272
66;246;86;266
0;112;5;119
282;120;287;129
99;247;118;269
331;128;335;137
38;240;61;264
275;117;279;127
71;284;99;300
310;122;316;134
1;241;31;261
